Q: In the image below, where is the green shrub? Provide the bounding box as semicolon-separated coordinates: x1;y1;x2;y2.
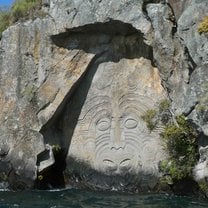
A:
199;181;208;196
141;109;157;131
11;0;41;22
198;16;208;34
0;10;10;39
0;172;8;181
52;144;61;155
0;0;42;39
160;115;198;181
141;99;171;131
38;174;43;181
159;99;170;113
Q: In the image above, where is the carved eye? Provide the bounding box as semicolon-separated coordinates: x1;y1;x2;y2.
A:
124;118;138;129
103;159;115;167
96;118;110;131
120;158;131;167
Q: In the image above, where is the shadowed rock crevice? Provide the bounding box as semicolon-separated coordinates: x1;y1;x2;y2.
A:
184;46;197;82
51;20;154;64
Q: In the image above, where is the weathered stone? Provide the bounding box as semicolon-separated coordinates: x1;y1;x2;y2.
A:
168;0;191;21
64;57;167;190
48;0;151;34
172;0;208;187
0;0;207;192
193;145;208;182
178;0;208;67
30;20;168;190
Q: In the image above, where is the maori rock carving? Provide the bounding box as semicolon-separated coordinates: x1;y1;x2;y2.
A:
65;57;167;184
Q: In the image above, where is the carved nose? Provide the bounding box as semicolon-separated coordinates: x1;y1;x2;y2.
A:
110;118;125;150
111;141;125;150
111;117;125;150
110;128;126;149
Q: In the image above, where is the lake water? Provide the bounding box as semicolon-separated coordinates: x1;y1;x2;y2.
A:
0;188;208;208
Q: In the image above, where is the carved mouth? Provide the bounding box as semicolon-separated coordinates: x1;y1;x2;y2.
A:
103;158;131;167
96;155;134;175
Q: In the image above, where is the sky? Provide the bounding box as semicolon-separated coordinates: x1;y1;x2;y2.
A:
0;0;15;7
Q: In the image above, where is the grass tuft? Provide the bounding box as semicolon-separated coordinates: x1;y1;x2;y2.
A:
198;16;208;34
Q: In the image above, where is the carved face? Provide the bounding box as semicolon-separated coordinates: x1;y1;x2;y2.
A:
67;58;166;176
93;102;144;174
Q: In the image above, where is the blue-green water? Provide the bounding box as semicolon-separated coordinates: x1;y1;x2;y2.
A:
0;188;208;208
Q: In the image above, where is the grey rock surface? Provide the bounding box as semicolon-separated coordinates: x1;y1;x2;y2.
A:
168;0;191;21
178;0;208;67
0;0;207;191
173;0;208;184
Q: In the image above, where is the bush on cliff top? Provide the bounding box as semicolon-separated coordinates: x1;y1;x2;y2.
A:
0;0;42;39
0;9;10;39
11;0;42;22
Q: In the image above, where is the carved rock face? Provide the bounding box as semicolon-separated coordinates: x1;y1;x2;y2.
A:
65;57;167;188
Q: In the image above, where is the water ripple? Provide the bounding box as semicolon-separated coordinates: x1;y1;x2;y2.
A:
0;189;208;208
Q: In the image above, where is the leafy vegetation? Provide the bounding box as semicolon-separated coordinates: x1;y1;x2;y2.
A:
0;0;42;38
52;144;62;155
159;99;170;113
141;99;171;132
0;9;10;39
199;181;208;196
11;0;42;22
37;174;43;181
141;109;157;131
141;101;199;187
0;172;8;181
198;16;208;34
160;115;198;181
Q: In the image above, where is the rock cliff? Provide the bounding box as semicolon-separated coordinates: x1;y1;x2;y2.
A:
0;0;207;194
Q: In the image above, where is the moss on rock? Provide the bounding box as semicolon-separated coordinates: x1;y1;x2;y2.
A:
198;16;208;34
